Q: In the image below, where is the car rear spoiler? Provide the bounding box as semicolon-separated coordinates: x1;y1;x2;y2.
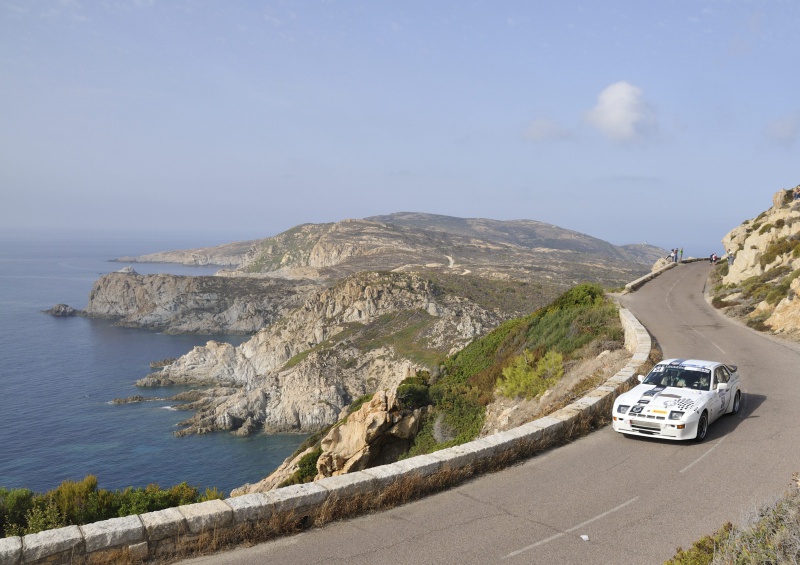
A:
726;364;738;373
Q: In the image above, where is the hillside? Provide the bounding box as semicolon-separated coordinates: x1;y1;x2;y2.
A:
117;212;665;288
111;213;663;440
709;186;800;339
233;283;630;494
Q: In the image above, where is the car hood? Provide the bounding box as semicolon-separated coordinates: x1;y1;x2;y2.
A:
616;384;708;413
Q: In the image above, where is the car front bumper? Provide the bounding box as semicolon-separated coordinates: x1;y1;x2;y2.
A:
612;416;699;441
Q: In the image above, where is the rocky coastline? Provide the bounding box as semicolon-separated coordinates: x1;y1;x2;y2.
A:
46;212;665;448
48;270;320;334
140;270;505;436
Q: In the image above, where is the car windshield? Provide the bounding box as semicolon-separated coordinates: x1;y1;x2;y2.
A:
643;366;711;390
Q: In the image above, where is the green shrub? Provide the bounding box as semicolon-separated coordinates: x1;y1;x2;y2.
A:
396;383;431;410
765;268;800;305
279;448;322;487
347;393;374;414
497;350;563;399
297;449;322;482
758;223;774;235
406;283;622;458
666;522;733;565
20;500;63;535
0;488;35;537
0;477;216;537
760;237;800;267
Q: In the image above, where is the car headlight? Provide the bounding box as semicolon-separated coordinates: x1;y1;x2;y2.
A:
668;411;685;420
616;404;630;414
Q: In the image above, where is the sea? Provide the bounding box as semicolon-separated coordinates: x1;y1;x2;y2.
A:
0;229;306;496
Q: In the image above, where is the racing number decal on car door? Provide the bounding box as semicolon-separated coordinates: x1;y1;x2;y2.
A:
714;367;729;413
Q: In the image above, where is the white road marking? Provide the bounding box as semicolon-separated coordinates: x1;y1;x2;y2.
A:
679;436;727;473
502;497;639;559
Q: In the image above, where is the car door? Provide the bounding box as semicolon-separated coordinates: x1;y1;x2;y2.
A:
711;366;730;420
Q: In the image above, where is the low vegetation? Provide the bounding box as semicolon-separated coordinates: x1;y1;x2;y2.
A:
405;283;623;457
667;477;800;564
424;272;564;318
0;475;223;538
710;259;800;332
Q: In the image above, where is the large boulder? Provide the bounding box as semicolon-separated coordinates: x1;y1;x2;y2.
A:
231;386;428;495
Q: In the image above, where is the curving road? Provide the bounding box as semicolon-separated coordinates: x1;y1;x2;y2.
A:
183;261;800;564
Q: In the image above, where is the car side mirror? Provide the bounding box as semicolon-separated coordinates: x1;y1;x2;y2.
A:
637;375;645;382
717;382;729;390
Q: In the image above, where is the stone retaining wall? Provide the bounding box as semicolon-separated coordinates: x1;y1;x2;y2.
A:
0;308;652;565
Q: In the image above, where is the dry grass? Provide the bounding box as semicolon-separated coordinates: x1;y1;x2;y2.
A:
668;475;800;565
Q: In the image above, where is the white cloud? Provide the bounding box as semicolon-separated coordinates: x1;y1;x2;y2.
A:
764;112;799;147
523;118;572;142
585;81;657;142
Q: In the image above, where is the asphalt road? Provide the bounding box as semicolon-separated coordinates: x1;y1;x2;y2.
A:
182;261;800;564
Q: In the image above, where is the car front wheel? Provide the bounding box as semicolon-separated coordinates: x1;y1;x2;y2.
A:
694;412;708;442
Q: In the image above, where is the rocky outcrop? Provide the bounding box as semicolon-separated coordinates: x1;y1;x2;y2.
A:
232;388;428;495
316;389;427;477
43;303;82;317
767;277;800;333
145;271;500;435
70;272;319;334
715;187;800;337
722;188;800;286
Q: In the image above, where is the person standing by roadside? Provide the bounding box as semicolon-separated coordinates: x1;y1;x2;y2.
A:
728;250;735;266
679;248;683;261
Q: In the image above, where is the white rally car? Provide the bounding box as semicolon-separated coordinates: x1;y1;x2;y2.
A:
612;359;741;441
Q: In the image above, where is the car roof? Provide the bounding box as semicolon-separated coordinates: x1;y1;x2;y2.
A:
658;359;722;370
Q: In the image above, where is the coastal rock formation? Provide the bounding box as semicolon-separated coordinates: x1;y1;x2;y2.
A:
146;271;500;435
43;303;81;317
73;272;319;334
722;188;800;286
232;388;427;495
715;187;800;337
315;389;427;477
56;213;667;449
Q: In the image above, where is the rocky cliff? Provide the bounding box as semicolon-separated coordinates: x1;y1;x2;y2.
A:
712;186;800;338
232;388;427;494
53;212;666;448
142;271;504;435
77;272;319;334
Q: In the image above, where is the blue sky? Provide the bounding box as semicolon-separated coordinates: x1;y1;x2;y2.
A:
2;1;798;256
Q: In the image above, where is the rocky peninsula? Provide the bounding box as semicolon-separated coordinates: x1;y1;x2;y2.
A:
49;212;665;440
